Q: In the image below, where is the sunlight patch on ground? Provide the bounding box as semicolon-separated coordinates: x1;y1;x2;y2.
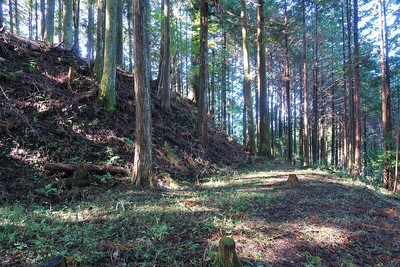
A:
297;224;349;246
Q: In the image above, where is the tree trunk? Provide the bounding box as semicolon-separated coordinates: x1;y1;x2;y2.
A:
62;0;73;49
58;0;62;43
284;0;292;164
257;0;270;158
221;30;227;132
45;0;55;44
98;0;117;112
378;0;393;189
86;0;94;61
29;0;33;40
14;0;20;35
353;0;361;177
44;162;127;175
8;0;14;34
116;0;123;67
346;0;354;174
94;0;105;81
132;0;153;188
197;0;208;144
72;0;81;56
40;0;45;39
241;0;256;154
312;2;319;165
331;62;336;166
160;0;171;111
35;0;38;40
0;1;3;23
340;1;348;170
394;105;400;194
73;0;80;55
302;0;309;166
127;3;133;72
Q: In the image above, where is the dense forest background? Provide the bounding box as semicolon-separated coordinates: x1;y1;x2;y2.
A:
0;0;399;191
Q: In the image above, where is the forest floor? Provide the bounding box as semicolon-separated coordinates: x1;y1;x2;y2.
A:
1;164;400;266
1;32;400;266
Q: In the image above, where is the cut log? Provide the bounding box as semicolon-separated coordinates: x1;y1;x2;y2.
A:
215;236;243;267
44;162;128;175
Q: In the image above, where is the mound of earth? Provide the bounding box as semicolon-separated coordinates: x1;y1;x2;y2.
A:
0;33;247;201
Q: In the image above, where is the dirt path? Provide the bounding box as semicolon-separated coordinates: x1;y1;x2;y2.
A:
208;167;400;266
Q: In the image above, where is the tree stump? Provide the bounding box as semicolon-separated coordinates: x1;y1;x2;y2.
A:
287;174;299;185
73;167;90;187
215;236;243;267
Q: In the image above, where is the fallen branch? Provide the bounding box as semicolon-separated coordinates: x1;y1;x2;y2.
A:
44;162;128;175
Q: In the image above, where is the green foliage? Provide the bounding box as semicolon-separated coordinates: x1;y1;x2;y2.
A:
100;146;121;165
28;60;37;73
36;183;58;197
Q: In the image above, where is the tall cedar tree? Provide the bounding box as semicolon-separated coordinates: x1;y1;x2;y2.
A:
198;0;208;144
87;0;94;61
353;0;361;177
132;0;153;188
98;0;117;111
40;0;45;39
378;0;393;189
73;0;80;55
62;0;73;48
45;0;55;43
312;2;319;165
94;0;105;81
116;0;123;67
221;31;227;132
241;0;256;154
302;0;309;166
284;0;292;163
257;0;271;157
159;0;171;111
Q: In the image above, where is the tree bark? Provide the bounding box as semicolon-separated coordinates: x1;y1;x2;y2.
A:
216;236;243;267
94;0;105;81
340;1;348;170
241;0;256;154
257;0;271;158
221;30;227;132
86;0;94;61
45;0;55;44
62;0;73;49
346;0;354;174
40;0;45;40
127;3;133;72
44;162;127;175
302;0;309;166
132;0;153;188
73;0;80;55
284;0;292;164
197;0;208;144
0;1;3;24
160;0;171;111
312;2;319;165
8;0;14;34
378;0;393;189
353;0;361;177
116;0;123;67
98;0;117;112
